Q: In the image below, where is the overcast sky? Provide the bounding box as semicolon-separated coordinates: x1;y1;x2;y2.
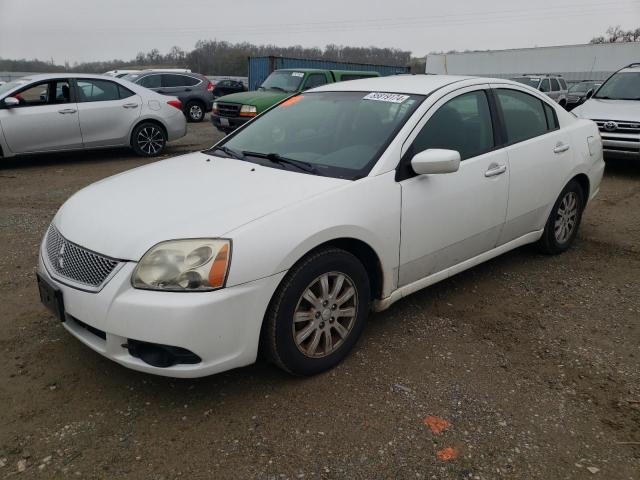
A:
1;0;638;63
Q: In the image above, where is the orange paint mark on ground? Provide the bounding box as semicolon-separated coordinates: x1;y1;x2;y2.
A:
424;416;450;435
436;447;459;461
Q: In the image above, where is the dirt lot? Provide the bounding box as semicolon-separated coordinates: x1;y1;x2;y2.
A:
1;119;638;479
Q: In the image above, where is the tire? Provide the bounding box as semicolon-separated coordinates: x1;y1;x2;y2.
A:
186;101;205;122
537;180;585;254
131;122;166;157
263;247;371;376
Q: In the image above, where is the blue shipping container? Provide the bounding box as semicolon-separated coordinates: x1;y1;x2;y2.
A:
248;56;410;91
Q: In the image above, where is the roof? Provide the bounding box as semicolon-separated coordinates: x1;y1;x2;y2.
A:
313;74;484;95
6;73;113;82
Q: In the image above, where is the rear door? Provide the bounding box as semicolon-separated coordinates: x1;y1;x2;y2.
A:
490;85;571;244
75;78;141;147
398;86;510;286
0;78;83;153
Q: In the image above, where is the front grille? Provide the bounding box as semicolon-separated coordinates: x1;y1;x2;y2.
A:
45;226;120;289
594;119;640;134
216;102;240;117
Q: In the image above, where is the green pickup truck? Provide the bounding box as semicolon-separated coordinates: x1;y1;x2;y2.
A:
211;68;380;133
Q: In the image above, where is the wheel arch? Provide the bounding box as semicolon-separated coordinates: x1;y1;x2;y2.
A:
571;172;590;199
296;237;384;300
129;117;168;145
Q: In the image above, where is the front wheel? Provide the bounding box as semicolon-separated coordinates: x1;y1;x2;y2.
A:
263;248;371;376
537;180;585;254
131;122;166;157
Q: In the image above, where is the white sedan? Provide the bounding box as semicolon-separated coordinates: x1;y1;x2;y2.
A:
0;74;186;158
37;75;604;377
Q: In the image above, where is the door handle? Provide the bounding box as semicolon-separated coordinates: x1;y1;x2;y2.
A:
553;142;570;154
485;163;507;177
185;88;192;92
123;103;139;109
58;108;77;114
156;90;165;94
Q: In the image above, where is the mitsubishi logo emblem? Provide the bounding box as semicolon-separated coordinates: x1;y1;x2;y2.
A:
604;121;618;132
58;243;66;269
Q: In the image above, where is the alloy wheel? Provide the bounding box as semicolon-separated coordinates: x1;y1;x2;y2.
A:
137;126;164;155
554;191;578;243
189;104;203;121
292;272;358;358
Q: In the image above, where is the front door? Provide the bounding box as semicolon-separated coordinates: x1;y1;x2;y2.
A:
0;79;83;154
398;87;509;286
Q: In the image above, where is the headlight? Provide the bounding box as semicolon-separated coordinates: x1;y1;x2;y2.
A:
212;102;219;112
132;239;231;292
239;104;257;117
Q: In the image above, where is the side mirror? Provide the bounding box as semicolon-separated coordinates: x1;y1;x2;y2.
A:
585;89;594;100
411;149;461;175
3;97;19;107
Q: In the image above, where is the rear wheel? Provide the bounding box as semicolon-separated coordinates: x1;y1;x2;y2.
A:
131;122;166;157
186;101;205;122
263;248;371;376
537;180;585;254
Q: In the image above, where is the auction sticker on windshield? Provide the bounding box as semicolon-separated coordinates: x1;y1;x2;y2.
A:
363;92;410;103
291;72;304;77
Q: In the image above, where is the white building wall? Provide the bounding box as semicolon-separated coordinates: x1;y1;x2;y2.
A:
426;43;640;82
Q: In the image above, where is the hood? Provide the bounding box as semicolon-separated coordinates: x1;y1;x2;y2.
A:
572;98;640;122
54;152;347;260
216;90;290;112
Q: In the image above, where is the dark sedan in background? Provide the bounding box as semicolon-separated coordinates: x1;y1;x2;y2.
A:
212;79;246;98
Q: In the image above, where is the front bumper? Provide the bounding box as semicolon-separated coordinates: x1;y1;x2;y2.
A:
210;113;250;132
38;251;285;378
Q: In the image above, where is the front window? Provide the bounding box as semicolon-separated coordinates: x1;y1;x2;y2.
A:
0;80;29;97
211;91;424;179
259;71;304;93
594;71;640;100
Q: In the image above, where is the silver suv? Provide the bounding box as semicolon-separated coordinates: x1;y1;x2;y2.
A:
573;63;640;160
510;74;568;107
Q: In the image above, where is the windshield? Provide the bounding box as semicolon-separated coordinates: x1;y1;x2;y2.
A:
594;72;640;100
260;71;305;93
0;80;29;97
569;81;598;94
212;91;424;180
511;77;541;88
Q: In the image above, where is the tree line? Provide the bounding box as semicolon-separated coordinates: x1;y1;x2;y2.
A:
590;25;640;44
0;42;413;76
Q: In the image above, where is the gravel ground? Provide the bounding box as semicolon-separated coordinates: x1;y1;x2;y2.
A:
1;119;638;479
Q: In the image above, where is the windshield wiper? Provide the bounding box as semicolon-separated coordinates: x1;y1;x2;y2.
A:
241;151;320;175
267;86;287;92
211;145;245;160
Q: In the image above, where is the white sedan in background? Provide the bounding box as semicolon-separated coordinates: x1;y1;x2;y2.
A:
37;75;604;378
0;73;186;158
